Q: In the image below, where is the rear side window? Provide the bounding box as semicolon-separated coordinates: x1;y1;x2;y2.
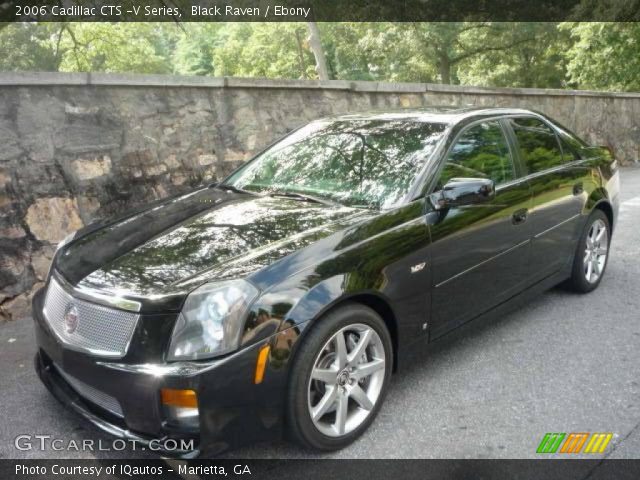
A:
509;117;565;174
558;136;582;162
439;121;515;187
549;121;588;162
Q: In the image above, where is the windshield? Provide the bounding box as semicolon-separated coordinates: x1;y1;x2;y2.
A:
223;119;447;209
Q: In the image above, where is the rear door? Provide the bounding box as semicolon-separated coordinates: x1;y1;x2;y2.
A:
428;119;532;338
505;116;591;281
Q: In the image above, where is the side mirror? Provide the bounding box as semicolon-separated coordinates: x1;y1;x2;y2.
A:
439;177;495;208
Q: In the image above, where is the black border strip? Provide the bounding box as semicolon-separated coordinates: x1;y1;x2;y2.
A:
3;459;640;480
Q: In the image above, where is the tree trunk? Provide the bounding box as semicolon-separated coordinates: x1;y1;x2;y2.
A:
438;56;451;85
307;22;329;81
294;29;308;79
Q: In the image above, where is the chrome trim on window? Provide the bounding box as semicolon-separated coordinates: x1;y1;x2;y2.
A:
515;158;592;183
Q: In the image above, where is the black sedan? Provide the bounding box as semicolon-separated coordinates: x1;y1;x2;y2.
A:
33;107;620;456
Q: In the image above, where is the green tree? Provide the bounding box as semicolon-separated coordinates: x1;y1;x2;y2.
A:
323;23;546;85
325;23;438;82
1;21;640;93
212;23;315;79
409;23;543;85
457;23;571;88
172;23;224;76
0;23;68;71
57;23;177;74
562;22;640;91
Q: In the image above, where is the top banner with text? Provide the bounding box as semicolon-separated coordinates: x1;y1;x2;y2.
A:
2;0;640;22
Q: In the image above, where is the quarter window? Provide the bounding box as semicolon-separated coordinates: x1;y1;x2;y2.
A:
509;117;565;173
439;121;515;187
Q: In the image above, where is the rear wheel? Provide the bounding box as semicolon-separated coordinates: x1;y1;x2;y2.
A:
566;209;611;293
286;303;392;451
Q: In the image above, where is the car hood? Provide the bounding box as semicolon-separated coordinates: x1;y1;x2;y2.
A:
55;188;367;308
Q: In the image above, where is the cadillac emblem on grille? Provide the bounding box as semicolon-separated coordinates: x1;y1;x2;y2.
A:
64;305;79;334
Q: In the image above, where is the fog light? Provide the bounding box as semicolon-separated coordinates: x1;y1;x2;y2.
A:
161;388;199;429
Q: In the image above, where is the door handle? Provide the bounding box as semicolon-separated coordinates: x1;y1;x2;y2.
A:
573;182;584;195
512;208;528;225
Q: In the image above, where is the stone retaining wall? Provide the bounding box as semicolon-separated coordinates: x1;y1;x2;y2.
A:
1;73;638;320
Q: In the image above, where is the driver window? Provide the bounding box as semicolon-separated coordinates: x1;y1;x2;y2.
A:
438;121;515;188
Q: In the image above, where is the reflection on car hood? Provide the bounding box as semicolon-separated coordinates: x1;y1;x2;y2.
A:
56;188;366;299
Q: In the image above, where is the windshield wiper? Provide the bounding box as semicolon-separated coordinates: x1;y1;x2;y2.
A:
213;183;257;195
214;184;338;206
268;190;337;206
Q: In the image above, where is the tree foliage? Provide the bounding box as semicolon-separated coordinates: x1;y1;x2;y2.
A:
58;23;178;74
0;23;66;71
0;22;179;74
208;23;316;78
458;23;572;88
0;21;639;92
561;22;640;91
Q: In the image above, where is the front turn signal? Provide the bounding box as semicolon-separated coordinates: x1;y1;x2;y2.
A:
160;388;199;429
254;344;271;384
160;388;198;408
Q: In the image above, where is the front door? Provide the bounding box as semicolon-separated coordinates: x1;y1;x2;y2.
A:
427;119;532;338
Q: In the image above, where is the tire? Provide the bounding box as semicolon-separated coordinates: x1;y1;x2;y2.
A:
565;209;611;293
286;303;393;451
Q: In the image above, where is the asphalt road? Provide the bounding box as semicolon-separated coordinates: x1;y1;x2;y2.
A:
1;167;639;461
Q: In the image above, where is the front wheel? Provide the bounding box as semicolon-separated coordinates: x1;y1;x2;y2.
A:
566;209;611;293
286;303;393;451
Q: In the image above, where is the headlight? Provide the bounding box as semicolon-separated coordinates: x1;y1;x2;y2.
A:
167;279;259;361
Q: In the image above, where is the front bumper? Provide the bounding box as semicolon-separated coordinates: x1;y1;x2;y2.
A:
35;351;200;457
32;287;291;457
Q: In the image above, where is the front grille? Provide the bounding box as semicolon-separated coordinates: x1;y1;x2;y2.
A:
54;364;124;417
43;277;139;358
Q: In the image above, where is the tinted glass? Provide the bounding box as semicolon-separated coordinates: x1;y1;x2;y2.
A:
509;117;565;173
225;120;446;209
547;119;588;162
438;121;514;187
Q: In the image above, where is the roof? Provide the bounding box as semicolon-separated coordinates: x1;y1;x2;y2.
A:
320;107;539;125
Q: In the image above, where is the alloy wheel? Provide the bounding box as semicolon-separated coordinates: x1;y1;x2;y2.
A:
307;323;386;437
584;218;608;284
